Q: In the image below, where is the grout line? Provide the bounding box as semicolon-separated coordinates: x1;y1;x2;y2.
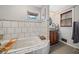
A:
0;19;44;23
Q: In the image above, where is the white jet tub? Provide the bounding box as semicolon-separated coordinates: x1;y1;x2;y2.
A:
6;36;50;54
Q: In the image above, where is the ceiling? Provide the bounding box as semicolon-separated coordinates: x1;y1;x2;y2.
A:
50;5;74;12
33;5;43;8
31;5;44;9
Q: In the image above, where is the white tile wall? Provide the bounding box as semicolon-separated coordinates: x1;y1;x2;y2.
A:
2;28;7;34
0;21;3;28
7;28;15;34
4;34;11;40
11;22;19;28
19;33;25;38
18;22;25;28
0;20;48;40
11;33;18;39
3;21;11;28
0;28;4;34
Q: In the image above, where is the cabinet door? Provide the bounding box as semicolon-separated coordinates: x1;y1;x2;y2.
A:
50;31;58;45
50;31;54;45
53;32;58;43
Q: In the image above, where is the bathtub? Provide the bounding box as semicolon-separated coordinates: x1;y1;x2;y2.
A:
7;36;50;54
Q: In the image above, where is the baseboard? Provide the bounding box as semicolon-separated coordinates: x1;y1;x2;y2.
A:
59;40;79;49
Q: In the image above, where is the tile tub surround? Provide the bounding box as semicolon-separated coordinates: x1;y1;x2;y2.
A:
0;20;48;41
0;34;3;40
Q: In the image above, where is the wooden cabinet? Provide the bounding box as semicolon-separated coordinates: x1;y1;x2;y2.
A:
49;31;58;45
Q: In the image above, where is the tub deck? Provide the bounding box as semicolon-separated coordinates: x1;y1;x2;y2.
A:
7;37;49;54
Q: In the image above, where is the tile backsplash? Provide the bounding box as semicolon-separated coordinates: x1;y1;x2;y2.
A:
0;20;48;40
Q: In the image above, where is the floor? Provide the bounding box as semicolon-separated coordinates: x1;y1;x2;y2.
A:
50;42;79;54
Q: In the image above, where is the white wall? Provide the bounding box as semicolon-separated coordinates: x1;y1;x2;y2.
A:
0;5;41;20
74;6;79;21
49;12;55;23
60;8;74;43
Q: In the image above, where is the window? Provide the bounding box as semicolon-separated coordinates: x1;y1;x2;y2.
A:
27;11;38;20
60;10;72;27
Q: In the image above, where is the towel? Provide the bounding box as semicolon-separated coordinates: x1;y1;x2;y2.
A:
72;22;79;43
